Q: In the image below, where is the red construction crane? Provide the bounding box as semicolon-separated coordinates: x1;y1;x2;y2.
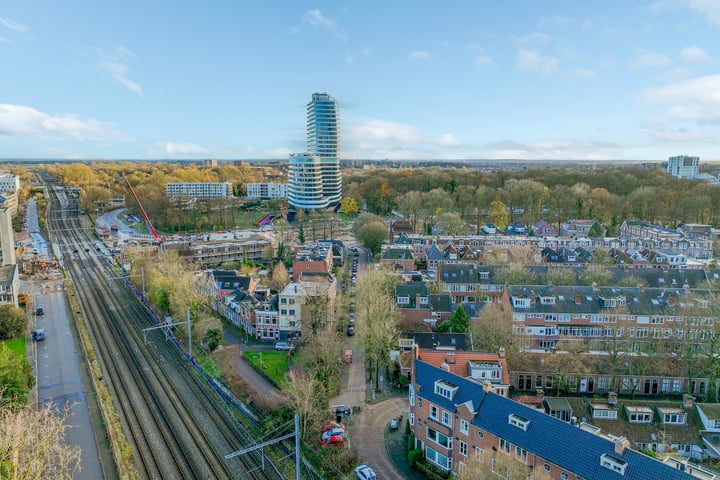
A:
123;175;162;244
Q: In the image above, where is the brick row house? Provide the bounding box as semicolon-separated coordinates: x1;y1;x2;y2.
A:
409;357;698;479
394;281;453;329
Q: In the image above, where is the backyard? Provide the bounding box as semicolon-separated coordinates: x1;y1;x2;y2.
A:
244;350;291;386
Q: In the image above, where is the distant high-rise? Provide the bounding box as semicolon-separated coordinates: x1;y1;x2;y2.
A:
306;93;342;205
667;155;699;178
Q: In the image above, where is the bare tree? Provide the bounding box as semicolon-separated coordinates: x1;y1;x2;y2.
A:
457;450;553;480
282;369;326;441
0;399;82;479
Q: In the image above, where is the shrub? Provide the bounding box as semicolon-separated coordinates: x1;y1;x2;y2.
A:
408;448;423;466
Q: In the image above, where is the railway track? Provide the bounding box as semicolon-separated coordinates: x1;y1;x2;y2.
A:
44;181;285;480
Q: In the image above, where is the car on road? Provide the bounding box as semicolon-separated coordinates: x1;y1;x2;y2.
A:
274;341;294;351
333;405;352;416
32;329;46;341
323;420;345;432
36;306;44;315
355;464;377;480
347;326;355;336
390;417;398;429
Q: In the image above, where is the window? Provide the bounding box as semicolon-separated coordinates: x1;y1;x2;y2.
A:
429;405;439;421
560;473;569;480
426;427;452;449
397;296;410;305
434;380;458;400
515;446;528;462
459;441;468;457
409;413;415;426
409;386;415;406
543;464;551;472
426;446;451;470
663;413;686;424
460;419;469;435
598;377;607;390
477;431;484;439
673;380;681;393
499;438;512;454
662;379;670;392
600;454;628;475
508;414;530;431
442;410;452;427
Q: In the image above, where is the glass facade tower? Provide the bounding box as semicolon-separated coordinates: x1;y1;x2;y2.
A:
306;93;342;205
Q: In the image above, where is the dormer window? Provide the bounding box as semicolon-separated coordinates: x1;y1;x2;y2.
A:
540;296;556;305
434;380;458;400
508;413;530;431
512;296;531;308
397;296;410;305
600;454;627;475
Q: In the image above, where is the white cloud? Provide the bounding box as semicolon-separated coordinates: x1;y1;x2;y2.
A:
344;119;461;158
639;74;720;124
683;0;720;24
94;47;143;95
636;51;673;68
158;142;210;156
573;67;598;79
680;46;711;62
0;104;118;141
485;139;623;160
409;51;429;61
474;54;494;66
302;9;346;41
515;32;552;45
517;48;558;73
0;17;29;33
537;16;573;28
651;128;712;142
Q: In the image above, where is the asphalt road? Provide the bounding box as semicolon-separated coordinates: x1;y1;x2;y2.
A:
34;289;105;480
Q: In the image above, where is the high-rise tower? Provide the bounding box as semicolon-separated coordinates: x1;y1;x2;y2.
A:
306;93;342;206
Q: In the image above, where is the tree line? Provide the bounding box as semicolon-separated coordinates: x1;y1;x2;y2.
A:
343;165;720;235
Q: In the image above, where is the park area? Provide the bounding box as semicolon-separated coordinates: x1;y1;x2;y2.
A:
244;350;291;386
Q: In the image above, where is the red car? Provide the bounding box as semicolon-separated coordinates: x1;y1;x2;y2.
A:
321;434;345;447
323;421;346;432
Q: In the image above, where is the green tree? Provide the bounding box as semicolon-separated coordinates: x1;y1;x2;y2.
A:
354;213;389;255
204;328;222;352
494;265;537;285
436;306;469;333
0;304;26;340
0;345;34;404
579;264;613;286
587;221;604;237
470;302;516;354
545;268;577;286
298;222;306;244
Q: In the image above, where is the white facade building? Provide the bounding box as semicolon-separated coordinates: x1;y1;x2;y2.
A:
246;182;287;200
164;182;233;199
667;155;699;179
0;174;20;193
287;153;327;209
0;207;15;266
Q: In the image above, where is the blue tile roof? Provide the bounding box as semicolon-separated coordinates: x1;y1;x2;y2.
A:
414;360;694;480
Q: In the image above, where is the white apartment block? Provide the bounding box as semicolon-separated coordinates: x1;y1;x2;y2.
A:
0;207;15;266
667;155;699;179
246;182;287;200
0;173;20;193
164;182;233;199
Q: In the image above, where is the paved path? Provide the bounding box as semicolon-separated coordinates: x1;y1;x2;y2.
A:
350;397;407;479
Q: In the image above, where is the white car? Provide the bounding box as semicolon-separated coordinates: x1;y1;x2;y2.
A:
355;464;377;480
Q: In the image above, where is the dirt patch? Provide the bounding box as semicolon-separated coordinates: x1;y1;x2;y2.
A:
213;345;284;413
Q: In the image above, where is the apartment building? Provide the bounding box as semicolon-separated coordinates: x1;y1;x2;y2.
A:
164;182;233;199
246;182;287;200
278;272;336;340
291;242;333;281
410;358;696;479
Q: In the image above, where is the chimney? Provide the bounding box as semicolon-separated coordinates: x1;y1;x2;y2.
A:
575;294;582;304
592;281;599;291
608;391;618;405
683;394;694;408
483;380;493;393
536;389;544;401
498;347;506;358
613;436;630;455
667;296;675;306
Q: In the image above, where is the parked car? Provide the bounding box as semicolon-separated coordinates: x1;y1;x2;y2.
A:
274;342;294;351
321;428;345;441
36;306;44;315
347;326;355;336
32;329;46;341
321;434;345;447
333;405;352;416
322;420;345;432
355;464;377;480
390;417;398;429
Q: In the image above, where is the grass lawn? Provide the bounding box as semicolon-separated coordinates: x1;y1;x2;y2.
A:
0;337;26;356
245;350;291;385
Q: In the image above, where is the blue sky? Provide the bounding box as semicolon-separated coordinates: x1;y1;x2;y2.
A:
1;1;720;161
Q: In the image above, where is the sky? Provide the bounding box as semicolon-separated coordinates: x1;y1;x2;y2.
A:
1;1;720;162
